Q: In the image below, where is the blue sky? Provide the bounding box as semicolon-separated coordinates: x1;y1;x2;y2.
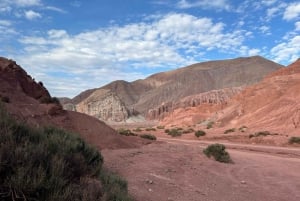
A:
0;0;299;97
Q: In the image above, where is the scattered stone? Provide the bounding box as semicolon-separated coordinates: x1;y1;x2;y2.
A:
148;188;153;192
241;180;247;184
145;179;154;184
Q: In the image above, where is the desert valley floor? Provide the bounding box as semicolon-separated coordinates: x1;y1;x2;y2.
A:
103;133;300;201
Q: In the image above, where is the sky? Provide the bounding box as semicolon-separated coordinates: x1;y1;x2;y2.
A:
0;0;299;98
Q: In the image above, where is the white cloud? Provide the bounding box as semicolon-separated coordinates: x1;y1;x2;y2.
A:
283;2;300;20
44;6;66;13
14;0;41;7
248;48;261;56
24;10;42;20
177;0;231;10
262;0;277;6
271;35;300;63
16;13;248;97
296;21;300;31
259;25;271;35
0;20;12;26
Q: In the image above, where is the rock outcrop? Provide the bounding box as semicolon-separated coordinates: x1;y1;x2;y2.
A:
0;57;51;101
147;87;243;120
76;89;130;122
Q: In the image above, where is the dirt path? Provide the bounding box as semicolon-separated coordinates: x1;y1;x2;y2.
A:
102;139;300;201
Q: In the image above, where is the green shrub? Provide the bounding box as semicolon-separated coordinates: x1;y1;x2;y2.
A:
182;128;194;134
195;130;206;137
133;128;143;132
117;128;137;136
203;144;232;163
289;137;300;144
224;128;235;134
0;104;103;201
145;127;156;131
164;129;170;133
167;128;182;137
140;134;157;140
157;126;165;129
100;169;133;201
249;131;271;138
206;121;214;129
0;103;132;201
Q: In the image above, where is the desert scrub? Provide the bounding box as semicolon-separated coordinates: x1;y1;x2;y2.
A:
289;137;300;144
182;128;195;134
100;169;133;201
166;128;182;137
145;127;156;131
133;128;143;132
0;104;103;201
203;144;232;163
118;128;137;136
206;121;214;129
224;128;235;134
195;130;206;137
140;134;157;140
248;131;278;138
157;125;165;129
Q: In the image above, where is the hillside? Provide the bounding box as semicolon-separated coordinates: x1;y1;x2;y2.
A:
215;58;300;134
65;56;283;122
0;57;143;149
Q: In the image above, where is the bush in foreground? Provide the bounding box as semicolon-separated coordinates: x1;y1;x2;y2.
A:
203;144;232;163
100;169;133;201
289;137;300;144
195;130;206;137
0;104;132;201
140;134;157;140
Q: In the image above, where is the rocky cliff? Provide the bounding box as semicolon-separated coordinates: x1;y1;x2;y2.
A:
147;87;243;120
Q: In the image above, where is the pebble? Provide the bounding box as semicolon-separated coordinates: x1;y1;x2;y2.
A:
241;180;247;184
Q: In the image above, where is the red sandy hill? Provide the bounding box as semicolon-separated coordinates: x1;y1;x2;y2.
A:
216;58;300;134
0;57;143;149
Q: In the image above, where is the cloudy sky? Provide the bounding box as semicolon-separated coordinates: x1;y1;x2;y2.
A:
0;0;299;97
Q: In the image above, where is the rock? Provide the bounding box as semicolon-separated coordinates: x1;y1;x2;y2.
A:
241;180;247;184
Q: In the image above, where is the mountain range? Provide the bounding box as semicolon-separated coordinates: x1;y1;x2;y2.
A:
61;56;283;123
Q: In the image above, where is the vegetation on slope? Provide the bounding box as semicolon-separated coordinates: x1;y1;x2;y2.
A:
0;103;132;201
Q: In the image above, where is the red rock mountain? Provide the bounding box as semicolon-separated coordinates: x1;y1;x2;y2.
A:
65;56;283;123
0;57;143;149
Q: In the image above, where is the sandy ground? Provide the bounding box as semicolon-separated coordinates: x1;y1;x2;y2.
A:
102;138;300;201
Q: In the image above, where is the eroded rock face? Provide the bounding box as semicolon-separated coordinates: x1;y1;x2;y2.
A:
147;87;243;120
76;90;130;122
